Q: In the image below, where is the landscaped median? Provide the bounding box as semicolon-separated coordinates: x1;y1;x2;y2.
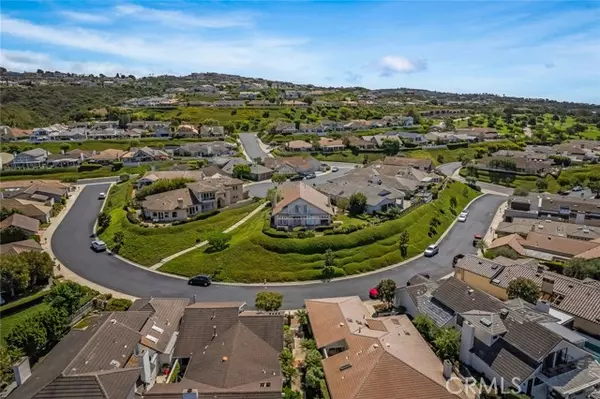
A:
159;181;480;282
97;181;262;266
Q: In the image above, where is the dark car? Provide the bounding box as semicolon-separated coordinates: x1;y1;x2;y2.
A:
188;275;212;286
453;254;465;267
289;174;304;181
304;172;317;179
473;234;482;247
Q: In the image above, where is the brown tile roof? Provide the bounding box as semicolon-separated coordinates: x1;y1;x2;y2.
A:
488;233;525;255
319;137;344;147
272;182;335;216
2;198;52;218
141;187;198;212
381;156;432;169
154;304;283;396
286;140;313;150
139;170;205;183
305;297;463;399
0;239;43;255
0;213;40;233
519;231;600;257
89;149;127;161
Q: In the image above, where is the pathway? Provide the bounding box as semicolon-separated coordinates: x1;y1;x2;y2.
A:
149;202;268;270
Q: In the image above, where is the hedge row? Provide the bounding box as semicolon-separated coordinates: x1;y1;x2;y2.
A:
0;290;49;318
2;167;77;176
78;163;103;172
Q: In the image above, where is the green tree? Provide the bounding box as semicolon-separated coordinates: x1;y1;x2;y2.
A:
0;207;22;221
322;248;336;280
36;307;69;343
0;226;31;244
564;258;600;280
305;366;324;389
588;179;600;198
536;178;548;192
5;318;47;360
0;254;30;297
21;251;54;286
97;212;111;230
118;114;131;129
513;186;530;197
135;178;195;200
437;154;445;164
412;315;439;342
433;327;461;361
399;230;409;258
0;346;20;387
207;231;231;252
45;281;86;314
336;197;349;211
449;196;458;208
507;277;540;304
302;96;314;105
283;388;302;399
301;339;317;351
271;174;288;185
296;309;309;326
348;192;367;216
232;164;251;179
375;279;397;308
266;187;282;204
255;291;283;311
381;139;400;156
105;298;133;311
284;326;295;350
59;143;71;152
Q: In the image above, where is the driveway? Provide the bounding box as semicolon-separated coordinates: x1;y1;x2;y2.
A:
239;133;269;160
52;183;505;309
246;162;357;198
438;162;514;196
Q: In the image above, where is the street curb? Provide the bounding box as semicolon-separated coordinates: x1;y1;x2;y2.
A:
92;182;116;235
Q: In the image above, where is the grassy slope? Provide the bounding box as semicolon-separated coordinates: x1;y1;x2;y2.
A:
1;303;50;343
160;181;479;282
131;107;287;124
98;182;261;266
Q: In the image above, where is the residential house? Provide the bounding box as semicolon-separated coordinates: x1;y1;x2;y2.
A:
343;120;370;130
126;121;171;130
238;91;260;99
141;176;244;222
496;218;600;241
86;128;123;140
320;120;344;132
137;170;206;188
283;100;308;107
526;145;556;155
298;123;324;134
479;156;553;175
54;128;87;141
380;156;434;172
0;126;32;141
0;181;71;203
0;239;43;256
0;152;14;169
89;149;127;164
319;137;345;152
1;198;52;223
487;232;600;261
153;127;172;138
124;147;170;163
45;152;83;167
305;296;464;399
346;135;376;150
365;134;401;148
453;254;600;337
456;127;499;141
264;156;323;175
200;125;225;138
317;179;405;214
175;124;199;138
286;140;313;152
9;297;190;399
145;301;284;399
491;150;550;162
391;131;429;144
271;182;335;229
0;213;40;236
272;122;297;134
12;149;49;168
396;275;600;399
174;142;235;157
505;193;600;226
122;128;143;139
248;164;274;181
92;120;119;130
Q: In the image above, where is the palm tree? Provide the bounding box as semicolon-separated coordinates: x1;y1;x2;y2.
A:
295;309;309;326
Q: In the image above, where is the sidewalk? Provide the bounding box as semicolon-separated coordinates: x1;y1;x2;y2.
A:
42;185;136;300
483;200;507;245
149;202;268;270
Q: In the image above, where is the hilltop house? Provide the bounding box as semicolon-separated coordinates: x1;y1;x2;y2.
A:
271;182;335;229
12;149;49;168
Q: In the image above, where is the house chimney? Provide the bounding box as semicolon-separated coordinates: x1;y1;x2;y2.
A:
177;198;184;208
13;357;31;386
541;277;555;296
459;321;475;366
499;309;509;319
536;299;550;313
443;359;453;380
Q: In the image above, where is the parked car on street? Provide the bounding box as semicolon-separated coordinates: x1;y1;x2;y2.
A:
369;287;379;299
331;166;339;172
98;192;106;199
91;240;107;252
453;254;465;267
304;172;317;179
458;211;469;222
473;234;482;247
424;244;439;257
188;274;212;286
289;174;304;181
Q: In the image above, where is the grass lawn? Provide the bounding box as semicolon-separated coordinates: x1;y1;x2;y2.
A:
160;181;480;282
98;182;262;266
1;302;50;343
131;107;287;124
334;214;369;228
459;168;561;192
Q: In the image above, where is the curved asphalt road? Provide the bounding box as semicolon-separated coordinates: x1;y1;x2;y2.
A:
52;184;505;309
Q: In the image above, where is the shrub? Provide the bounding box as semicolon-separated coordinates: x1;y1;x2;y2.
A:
207;231;231;252
255;291;283;311
78;163;103;172
136;178;195;200
105;298;133;311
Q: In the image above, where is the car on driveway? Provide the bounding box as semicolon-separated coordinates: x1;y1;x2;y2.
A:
453;254;465;267
91;240;107;252
98;192;106;199
458;211;469;222
473;234;482;247
188;274;212;286
424;244;439;257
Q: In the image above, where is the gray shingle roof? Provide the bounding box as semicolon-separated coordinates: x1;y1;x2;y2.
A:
431;277;506;314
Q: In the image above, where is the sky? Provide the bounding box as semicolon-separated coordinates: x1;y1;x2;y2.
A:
1;1;599;104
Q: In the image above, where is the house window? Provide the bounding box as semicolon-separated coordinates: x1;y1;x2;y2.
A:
295;205;299;213
172;212;177;217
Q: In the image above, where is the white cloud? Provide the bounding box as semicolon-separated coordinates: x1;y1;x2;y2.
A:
377;56;427;76
114;4;254;29
59;11;111;24
0;14;321;81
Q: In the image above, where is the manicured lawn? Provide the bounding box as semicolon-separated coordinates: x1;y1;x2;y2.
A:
160;181;480;282
334;214;369;228
459;168;561;192
98;182;262;266
1;302;50;343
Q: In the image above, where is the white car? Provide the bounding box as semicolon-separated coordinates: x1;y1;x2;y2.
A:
98;192;106;199
331;166;339;172
424;244;439;257
458;211;469;222
91;240;107;252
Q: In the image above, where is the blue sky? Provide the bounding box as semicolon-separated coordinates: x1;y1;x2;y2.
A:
1;1;599;103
